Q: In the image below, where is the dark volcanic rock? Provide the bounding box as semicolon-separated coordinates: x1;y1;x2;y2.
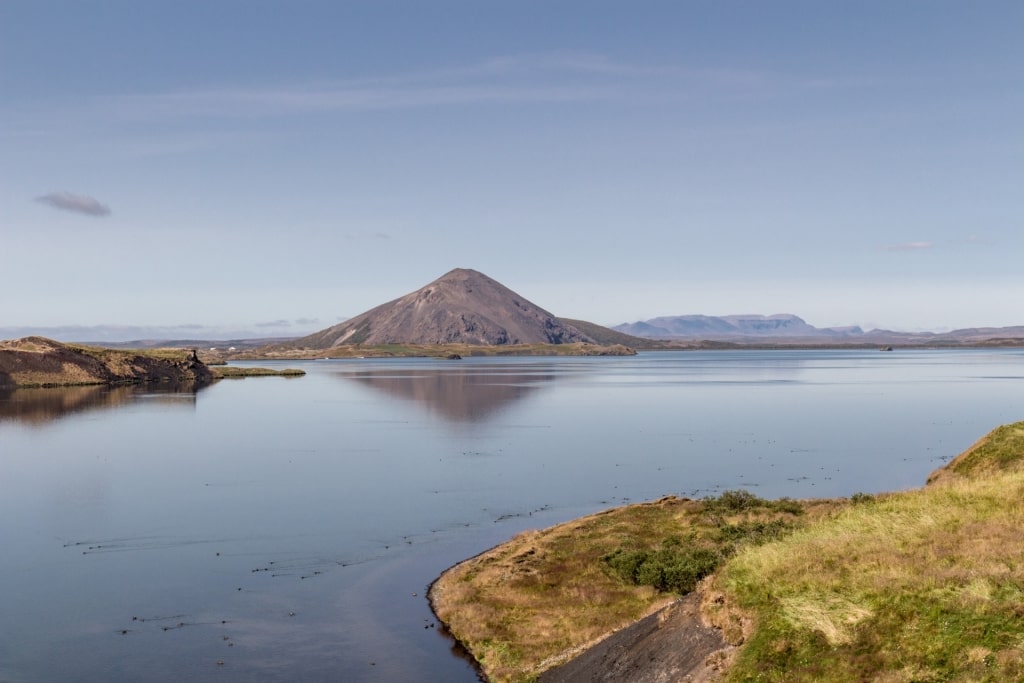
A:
293;268;595;348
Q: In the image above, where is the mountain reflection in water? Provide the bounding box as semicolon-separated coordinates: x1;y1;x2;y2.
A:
0;382;206;425
338;366;556;422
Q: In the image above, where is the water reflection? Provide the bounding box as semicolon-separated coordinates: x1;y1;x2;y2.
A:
338;366;555;422
0;382;207;426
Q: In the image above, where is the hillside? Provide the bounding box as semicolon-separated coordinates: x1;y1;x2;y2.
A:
287;268;596;349
0;337;213;388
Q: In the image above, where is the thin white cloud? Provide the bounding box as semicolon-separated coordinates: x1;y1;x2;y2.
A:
35;191;111;216
91;53;788;122
882;241;934;252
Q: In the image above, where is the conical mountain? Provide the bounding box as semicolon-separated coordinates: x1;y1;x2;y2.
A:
294;268;595;349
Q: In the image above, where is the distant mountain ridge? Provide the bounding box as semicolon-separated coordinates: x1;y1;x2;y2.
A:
614;314;1024;345
291;268;597;349
614;314;864;339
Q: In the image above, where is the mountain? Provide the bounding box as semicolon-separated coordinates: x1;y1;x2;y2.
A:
614;314;864;340
291;268;596;349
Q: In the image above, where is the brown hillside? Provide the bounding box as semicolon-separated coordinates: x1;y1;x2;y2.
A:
291;268;595;349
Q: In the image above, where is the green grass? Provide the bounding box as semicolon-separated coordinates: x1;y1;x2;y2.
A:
944;422;1024;479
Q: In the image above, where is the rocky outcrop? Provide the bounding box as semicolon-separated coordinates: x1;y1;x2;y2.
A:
0;337;214;388
291;268;596;349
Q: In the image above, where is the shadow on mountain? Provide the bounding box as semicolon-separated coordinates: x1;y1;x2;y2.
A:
339;366;556;423
0;382;209;427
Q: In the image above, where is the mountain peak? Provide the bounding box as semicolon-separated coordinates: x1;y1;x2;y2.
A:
292;269;594;348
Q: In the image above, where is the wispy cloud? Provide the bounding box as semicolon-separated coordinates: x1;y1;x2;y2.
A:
35;191;111;216
91;53;784;122
882;241;934;252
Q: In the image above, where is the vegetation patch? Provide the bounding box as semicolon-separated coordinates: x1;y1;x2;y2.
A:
603;537;721;594
929;421;1024;482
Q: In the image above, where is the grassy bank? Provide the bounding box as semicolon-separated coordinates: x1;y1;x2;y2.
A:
431;421;1024;683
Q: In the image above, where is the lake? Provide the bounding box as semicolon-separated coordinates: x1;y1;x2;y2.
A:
1;349;1022;682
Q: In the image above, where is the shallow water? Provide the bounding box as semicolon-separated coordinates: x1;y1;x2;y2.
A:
1;349;1022;682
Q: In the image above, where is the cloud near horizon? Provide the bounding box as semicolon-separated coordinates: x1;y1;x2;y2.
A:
35;191;111;216
882;241;933;252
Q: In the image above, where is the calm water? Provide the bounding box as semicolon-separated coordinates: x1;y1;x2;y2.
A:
1;349;1022;682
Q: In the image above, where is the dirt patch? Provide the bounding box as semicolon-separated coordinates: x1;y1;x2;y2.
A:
538;592;731;683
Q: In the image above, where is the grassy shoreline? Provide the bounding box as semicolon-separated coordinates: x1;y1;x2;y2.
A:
430;421;1024;683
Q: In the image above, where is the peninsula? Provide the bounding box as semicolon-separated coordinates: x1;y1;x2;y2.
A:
430;421;1024;682
0;337;302;388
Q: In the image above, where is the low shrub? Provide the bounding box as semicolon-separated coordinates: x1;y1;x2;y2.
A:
603;538;722;594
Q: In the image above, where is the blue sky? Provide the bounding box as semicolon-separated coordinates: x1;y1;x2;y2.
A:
2;1;1022;339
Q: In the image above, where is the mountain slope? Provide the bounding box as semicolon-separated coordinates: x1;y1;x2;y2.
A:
292;268;594;349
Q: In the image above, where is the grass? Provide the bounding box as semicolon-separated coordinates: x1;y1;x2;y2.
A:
930;422;1024;481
